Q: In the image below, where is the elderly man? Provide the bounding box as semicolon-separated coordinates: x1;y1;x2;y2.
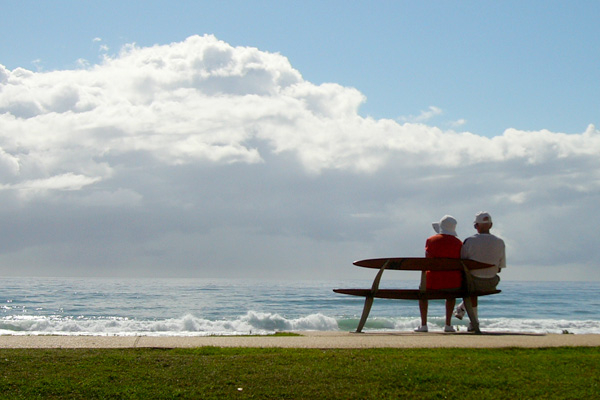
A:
455;211;506;332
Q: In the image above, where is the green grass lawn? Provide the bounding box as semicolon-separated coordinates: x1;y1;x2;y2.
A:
0;347;598;399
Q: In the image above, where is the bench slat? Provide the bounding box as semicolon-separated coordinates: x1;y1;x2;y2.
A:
353;257;494;271
333;288;501;300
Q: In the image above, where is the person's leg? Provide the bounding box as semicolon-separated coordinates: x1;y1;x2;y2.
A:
463;297;480;334
416;273;429;332
445;298;456;326
469;274;500;328
470;296;479;331
418;299;428;326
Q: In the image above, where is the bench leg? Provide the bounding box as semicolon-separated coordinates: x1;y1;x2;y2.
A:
355;259;392;333
463;297;481;334
355;296;374;333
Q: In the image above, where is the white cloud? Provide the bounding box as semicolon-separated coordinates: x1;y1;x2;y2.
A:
3;173;101;191
449;118;466;127
77;58;91;68
415;105;443;122
0;35;599;280
399;105;443;123
92;37;109;53
0;173;103;203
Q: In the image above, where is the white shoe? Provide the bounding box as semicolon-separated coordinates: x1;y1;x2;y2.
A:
454;303;466;320
467;323;482;334
414;325;428;332
444;325;456;333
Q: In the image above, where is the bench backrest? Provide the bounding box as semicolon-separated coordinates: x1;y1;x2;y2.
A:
353;257;494;271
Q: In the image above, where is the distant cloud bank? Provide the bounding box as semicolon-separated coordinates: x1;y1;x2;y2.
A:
0;35;598;280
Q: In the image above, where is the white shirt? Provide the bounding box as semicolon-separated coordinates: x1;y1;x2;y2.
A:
461;233;506;278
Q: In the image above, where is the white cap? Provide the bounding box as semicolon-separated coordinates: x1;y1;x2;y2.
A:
474;211;492;224
432;215;458;236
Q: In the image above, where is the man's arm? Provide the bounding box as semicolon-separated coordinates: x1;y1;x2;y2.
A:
498;241;506;271
460;239;470;259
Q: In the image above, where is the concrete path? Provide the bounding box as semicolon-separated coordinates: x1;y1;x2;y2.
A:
1;331;599;349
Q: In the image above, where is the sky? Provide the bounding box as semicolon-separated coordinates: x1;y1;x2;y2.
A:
0;1;599;281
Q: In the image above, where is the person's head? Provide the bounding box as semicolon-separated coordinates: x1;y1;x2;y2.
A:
473;211;493;233
432;215;458;236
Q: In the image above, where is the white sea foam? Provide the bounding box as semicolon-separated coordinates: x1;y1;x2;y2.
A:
0;312;340;336
341;316;600;335
0;311;600;336
480;318;600;334
4;313;597;336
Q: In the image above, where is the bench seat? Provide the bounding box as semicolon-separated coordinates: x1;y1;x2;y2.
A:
333;288;500;300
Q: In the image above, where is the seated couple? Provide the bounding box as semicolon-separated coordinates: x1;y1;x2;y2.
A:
415;212;506;333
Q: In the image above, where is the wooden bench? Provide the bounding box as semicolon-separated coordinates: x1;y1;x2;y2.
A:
333;258;501;334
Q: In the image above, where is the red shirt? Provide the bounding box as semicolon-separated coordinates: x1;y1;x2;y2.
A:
425;234;463;289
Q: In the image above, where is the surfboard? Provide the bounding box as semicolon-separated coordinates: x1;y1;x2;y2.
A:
352;257;494;271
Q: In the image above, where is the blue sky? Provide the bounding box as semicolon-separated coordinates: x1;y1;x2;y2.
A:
3;1;598;136
0;1;599;281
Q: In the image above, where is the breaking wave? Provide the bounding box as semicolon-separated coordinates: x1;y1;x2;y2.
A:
337;316;600;335
0;311;339;336
2;312;598;336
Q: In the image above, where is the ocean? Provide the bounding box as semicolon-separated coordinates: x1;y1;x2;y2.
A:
1;277;599;336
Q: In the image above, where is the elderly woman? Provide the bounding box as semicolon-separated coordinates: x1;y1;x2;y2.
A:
414;215;463;333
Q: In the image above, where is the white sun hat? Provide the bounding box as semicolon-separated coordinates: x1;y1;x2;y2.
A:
432;215;458;236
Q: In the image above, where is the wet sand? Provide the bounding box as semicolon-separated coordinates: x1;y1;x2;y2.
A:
1;331;598;349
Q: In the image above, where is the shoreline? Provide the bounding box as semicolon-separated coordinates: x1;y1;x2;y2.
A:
1;331;599;349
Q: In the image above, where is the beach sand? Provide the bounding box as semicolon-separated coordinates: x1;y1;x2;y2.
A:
1;331;599;349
